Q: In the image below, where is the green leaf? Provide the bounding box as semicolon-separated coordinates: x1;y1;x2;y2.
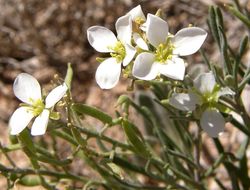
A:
71;127;87;147
239;35;248;59
18;129;36;155
72;103;112;124
107;163;124;179
218;27;232;75
122;119;150;158
227;5;250;28
215;7;224;30
18;129;39;169
36;154;72;166
208;6;220;48
19;175;41;186
116;95;130;107
64;62;73;90
116;95;130;114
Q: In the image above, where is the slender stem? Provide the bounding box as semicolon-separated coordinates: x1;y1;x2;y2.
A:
0;163;91;183
194;126;201;182
0;143;16;167
213;139;240;190
234;94;250;132
75;125;132;150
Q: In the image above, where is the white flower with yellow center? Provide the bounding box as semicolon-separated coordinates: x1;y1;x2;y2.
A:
9;73;68;136
87;14;136;89
169;72;235;137
127;5;149;50
132;14;207;81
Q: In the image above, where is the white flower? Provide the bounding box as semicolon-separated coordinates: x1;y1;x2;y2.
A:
127;5;149;50
127;5;146;21
132;14;207;81
87;14;136;89
9;73;68;136
169;72;234;137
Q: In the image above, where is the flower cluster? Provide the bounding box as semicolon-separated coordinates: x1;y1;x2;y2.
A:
169;72;235;137
87;5;207;89
9;73;67;136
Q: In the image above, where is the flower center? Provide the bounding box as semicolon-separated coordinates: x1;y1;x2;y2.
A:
155;37;175;63
199;84;221;106
109;41;126;63
132;17;145;34
134;17;145;25
28;98;45;116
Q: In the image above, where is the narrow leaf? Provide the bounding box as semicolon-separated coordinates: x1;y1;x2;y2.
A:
239;35;248;59
64;63;73;90
72;103;112;124
122;119;150;158
208;6;220;48
227;5;250;28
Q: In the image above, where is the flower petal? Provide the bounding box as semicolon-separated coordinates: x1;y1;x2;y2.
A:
200;109;225;138
146;14;169;47
133;33;148;50
140;22;147;32
13;73;42;105
123;43;136;66
116;14;132;44
9;106;34;135
31;109;50;136
95;58;121;89
194;72;216;94
132;52;158;80
169;92;199;111
127;5;146;21
217;87;235;98
45;83;68;108
172;27;207;56
158;57;185;80
87;26;117;53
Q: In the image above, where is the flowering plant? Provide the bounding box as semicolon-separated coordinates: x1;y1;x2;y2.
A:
2;3;250;190
9;73;68;136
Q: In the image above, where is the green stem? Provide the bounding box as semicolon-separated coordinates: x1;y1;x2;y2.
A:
213;139;240;190
0;163;91;182
0;143;16;167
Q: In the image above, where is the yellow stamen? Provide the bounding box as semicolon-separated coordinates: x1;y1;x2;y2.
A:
155;37;175;63
108;41;126;63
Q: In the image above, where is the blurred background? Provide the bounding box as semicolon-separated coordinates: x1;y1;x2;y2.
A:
0;0;250;189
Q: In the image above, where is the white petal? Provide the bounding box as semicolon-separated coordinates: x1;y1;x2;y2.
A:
194;72;216;94
9;106;34;135
140;22;147;32
132;52;158;80
200;109;225;138
123;43;136;66
45;83;68;108
217;87;235;98
127;5;146;21
87;26;118;53
13;73;42;105
169;92;199;111
172;27;207;56
116;14;132;44
31;109;50;136
158;57;185;80
133;33;148;50
146;14;169;47
95;58;121;89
